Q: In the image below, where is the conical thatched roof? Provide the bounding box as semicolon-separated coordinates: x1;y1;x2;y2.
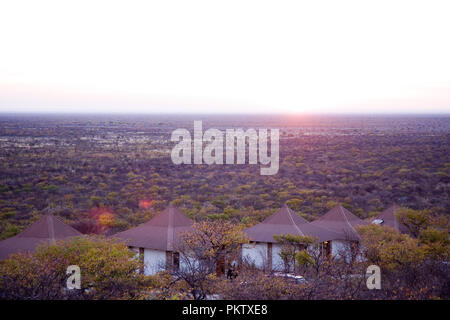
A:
310;205;368;241
372;204;409;233
244;204;341;243
112;205;193;251
0;214;82;260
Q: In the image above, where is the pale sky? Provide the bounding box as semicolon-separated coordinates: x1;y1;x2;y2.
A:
0;0;449;114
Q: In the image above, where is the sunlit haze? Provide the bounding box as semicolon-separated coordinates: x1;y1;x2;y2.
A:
1;0;449;114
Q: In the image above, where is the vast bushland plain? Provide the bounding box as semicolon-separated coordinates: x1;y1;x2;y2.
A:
0;114;448;238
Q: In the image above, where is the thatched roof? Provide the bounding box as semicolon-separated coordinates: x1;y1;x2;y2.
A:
372;204;409;233
112;205;193;251
0;214;82;260
310;205;368;241
244;204;341;243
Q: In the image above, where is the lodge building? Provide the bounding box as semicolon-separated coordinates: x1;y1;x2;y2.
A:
112;205;193;275
242;204;339;271
0;203;405;275
242;204;368;270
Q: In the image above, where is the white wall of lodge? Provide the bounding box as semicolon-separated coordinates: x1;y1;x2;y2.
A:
271;244;284;271
331;240;365;262
331;240;348;260
130;246;166;275
242;242;268;269
242;239;361;272
144;248;166;275
130;246;192;275
129;239;363;275
241;242;288;271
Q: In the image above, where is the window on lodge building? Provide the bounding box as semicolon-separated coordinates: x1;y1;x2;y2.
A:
166;251;180;272
322;241;331;257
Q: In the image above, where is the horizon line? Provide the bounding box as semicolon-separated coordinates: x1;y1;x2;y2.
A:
1;111;450;116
